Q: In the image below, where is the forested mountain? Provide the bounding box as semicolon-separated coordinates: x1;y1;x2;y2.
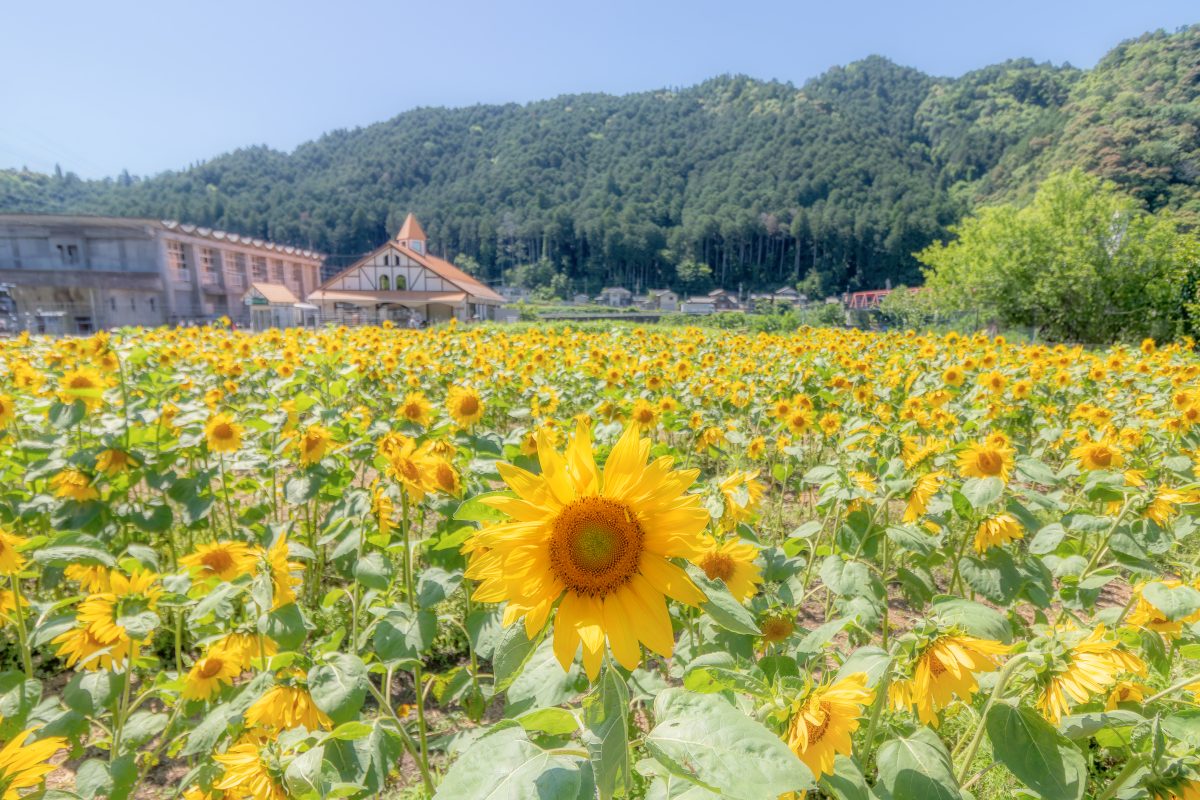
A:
1;25;1197;294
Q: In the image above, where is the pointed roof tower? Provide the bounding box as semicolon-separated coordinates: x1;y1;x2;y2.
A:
396;213;427;253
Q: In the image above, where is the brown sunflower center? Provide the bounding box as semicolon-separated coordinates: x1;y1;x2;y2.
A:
807;700;833;745
70;375;97;390
457;396;480;416
404;402;423;419
202;549;235;574
928;652;947;677
549;497;644;596
700;552;735;582
1090;447;1113;467
198;657;226;679
212;423;235;441
762;616;795;643
975;450;1003;475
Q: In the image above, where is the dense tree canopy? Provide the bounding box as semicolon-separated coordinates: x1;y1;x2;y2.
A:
1;26;1196;295
919;169;1200;343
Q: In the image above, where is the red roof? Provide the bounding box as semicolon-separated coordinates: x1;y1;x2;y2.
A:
397;213;426;243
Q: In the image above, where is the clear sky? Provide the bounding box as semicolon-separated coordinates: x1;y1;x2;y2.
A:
1;0;1195;179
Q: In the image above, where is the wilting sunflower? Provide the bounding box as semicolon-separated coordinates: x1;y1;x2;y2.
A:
1126;580;1200;638
373;485;395;538
0;395;14;428
890;635;1008;725
1037;625;1145;724
398;391;433;426
244;676;332;731
50;469;99;502
1105;680;1151;710
0;530;28;576
974;513;1024;553
466;423;709;679
52;625;131;671
695;535;762;602
205;413;244;454
212;631;277;671
760;612;796;644
74;569;162;650
181;541;256;582
182;652;241;700
213;734;288;800
902;471;944;524
1070;439;1123;472
1149;778;1200;800
0;728;67;799
64;564;111;592
95;449;138;477
446;385;485;427
259;536;302;609
296;424;333;466
957;438;1014;481
716;471;765;531
785;673;874;780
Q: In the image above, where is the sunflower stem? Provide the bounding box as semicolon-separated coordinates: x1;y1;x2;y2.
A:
366;679;434;795
111;639;139;763
1095;755;1145;800
9;574;33;677
953;652;1035;784
1143;671;1200;704
857;666;890;769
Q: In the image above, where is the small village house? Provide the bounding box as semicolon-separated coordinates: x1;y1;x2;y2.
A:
597;286;633;307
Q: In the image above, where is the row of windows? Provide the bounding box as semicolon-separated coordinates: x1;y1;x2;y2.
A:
108;296;157;313
172;244;314;291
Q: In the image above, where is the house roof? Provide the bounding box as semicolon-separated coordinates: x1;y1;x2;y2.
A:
0;214;323;260
396;213;427;243
248;282;300;305
318;239;505;304
308;289;467;305
600;286;632;294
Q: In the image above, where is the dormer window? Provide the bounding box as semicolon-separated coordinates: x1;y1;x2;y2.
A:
410;240;423;254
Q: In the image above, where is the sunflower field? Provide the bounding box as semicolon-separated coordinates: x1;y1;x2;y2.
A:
1;321;1200;800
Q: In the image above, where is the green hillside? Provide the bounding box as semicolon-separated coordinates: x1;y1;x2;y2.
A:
1;25;1196;294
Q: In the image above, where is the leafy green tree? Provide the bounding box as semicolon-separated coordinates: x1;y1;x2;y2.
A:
674;260;713;295
919;169;1200;342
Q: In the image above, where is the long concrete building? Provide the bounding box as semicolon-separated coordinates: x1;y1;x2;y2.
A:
0;214;323;334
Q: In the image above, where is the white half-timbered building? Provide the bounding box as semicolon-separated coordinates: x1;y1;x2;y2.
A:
308;214;503;325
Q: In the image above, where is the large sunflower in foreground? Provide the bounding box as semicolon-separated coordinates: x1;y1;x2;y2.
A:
0;728;67;799
466;423;709;679
889;634;1008;725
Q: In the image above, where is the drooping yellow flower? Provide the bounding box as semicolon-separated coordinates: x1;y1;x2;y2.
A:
466;423;709;679
205;413;243;454
1070;439;1123;472
903;471;944;524
244;679;332;731
51;469;99;502
890;635;1008;726
74;569;162;650
785;673;874;780
1145;487;1189;527
181;541;256;582
716;470;765;531
1105;680;1151;710
213;734;288;800
446;385;485;427
1126;580;1200;638
0;728;67;799
212;631;277;671
182;652;241;700
65;564;111;593
1037;626;1145;724
0;395;14;428
0;530;28;576
52;625;131;671
694;535;762;602
398;391;432;426
958;439;1014;481
95;449;139;477
260;536;302;610
974;513;1024;553
296;424;333;465
373;485;395;538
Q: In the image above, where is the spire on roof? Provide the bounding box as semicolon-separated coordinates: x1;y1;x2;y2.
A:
397;213;426;245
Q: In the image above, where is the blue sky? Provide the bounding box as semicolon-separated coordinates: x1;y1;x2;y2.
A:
1;0;1195;179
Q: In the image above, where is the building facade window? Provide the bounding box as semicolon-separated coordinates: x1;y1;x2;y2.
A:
251;256;267;282
225;252;247;289
167;241;190;282
200;248;219;283
379;275;391;290
271;259;284;283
